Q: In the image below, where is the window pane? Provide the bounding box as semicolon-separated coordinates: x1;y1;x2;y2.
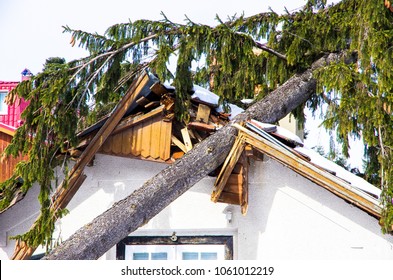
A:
201;252;217;260
133;252;149;260
182;252;199;260
0;92;7;113
151;252;168;260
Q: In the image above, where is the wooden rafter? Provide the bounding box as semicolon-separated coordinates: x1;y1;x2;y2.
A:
211;134;246;202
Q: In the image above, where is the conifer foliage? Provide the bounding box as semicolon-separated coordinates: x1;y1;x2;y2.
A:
1;0;393;250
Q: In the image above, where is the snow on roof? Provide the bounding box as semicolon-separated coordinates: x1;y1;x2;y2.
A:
191;85;244;120
251;120;304;146
191;84;220;106
249;119;381;200
294;146;381;199
163;82;176;91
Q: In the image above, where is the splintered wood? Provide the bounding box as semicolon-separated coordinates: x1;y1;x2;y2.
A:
181;127;193;152
211;134;249;215
196;104;211;123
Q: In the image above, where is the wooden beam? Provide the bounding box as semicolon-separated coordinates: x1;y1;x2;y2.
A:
136;96;150;107
171;135;187;153
211;135;246;202
181;127;193;152
111;105;165;136
217;192;240;205
187;129;202;143
144;101;160;110
11;72;151;260
159;120;172;160
240;152;249;215
196;103;211;123
232;123;382;218
188;122;216;132
150;82;168;96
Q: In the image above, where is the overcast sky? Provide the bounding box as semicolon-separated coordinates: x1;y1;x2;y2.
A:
0;0;310;81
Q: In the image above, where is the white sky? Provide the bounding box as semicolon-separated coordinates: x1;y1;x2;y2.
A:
0;0;308;81
2;0;361;168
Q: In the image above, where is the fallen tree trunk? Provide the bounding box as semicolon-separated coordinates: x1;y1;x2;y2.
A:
43;52;349;260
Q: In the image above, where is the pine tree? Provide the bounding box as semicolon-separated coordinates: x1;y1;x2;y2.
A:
2;0;393;258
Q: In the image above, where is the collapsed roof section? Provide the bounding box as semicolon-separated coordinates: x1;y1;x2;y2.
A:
72;71;244;163
9;70;389;259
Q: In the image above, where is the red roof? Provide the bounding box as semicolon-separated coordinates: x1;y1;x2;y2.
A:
0;81;29;128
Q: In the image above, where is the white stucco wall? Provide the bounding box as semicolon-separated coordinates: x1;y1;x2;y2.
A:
1;153;393;260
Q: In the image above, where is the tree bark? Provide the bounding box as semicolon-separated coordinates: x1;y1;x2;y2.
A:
43;52;349;260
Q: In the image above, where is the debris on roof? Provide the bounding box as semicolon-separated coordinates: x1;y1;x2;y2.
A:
5;70;391;261
191;84;244;120
73;73;244;163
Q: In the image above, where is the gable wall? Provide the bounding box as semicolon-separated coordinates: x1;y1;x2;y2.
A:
1;154;393;259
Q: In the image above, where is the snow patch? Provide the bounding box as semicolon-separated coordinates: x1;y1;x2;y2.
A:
295;146;381;199
191;85;244;120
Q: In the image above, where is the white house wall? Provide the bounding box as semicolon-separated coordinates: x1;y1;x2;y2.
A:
1;153;393;260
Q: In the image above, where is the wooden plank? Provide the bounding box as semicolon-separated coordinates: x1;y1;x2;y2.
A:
211;135;246;202
144;101;160;110
121;129;132;155
171;135;187;153
217;192;240;205
112;105;164;136
141;118;152;158
133;123;143;156
226;173;243;185
150;81;168;96
111;131;123;155
196;103;211;123
150;118;162;159
188;122;216;132
159;120;172;160
181;127;193;152
232;162;244;174
222;182;242;194
136;96;150;107
240;152;249;215
191;129;203;142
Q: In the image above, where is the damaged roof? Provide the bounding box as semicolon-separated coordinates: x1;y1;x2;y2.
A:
4;70;389;259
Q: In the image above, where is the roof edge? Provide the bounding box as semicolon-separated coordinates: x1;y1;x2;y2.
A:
0;123;16;136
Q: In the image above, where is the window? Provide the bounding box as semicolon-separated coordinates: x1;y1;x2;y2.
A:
125;244;224;260
117;235;233;260
0;91;7;114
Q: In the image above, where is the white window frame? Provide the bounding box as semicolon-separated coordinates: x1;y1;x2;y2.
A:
0;91;8;114
176;244;225;260
117;235;233;260
125;244;225;260
125;245;175;260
